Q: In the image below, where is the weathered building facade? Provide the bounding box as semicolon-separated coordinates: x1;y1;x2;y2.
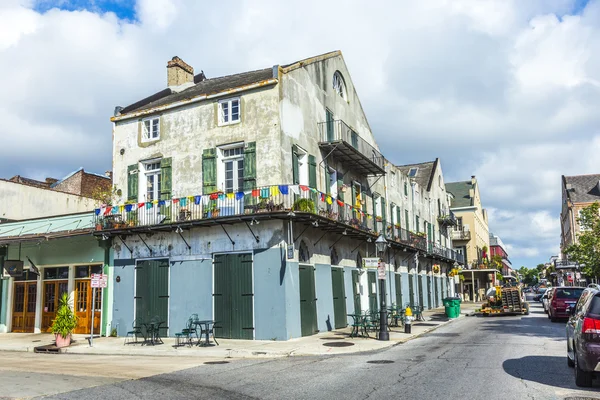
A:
100;51;462;341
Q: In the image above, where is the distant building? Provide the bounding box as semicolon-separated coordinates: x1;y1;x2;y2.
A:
560;174;600;259
0;168;111;222
489;233;513;278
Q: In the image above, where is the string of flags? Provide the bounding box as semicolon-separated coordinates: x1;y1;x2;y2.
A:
95;185;375;219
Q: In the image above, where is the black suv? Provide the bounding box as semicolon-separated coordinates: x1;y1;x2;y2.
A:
566;286;600;387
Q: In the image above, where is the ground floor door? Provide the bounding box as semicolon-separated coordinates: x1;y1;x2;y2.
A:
214;253;254;339
418;275;424;308
299;264;318;337
12;282;37;333
73;280;102;334
331;267;347;329
41;280;68;332
368;271;377;314
352;270;361;314
135;259;169;336
427;276;432;309
394;274;402;307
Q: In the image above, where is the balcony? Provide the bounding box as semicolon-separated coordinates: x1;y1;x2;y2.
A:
451;227;471;241
437;211;457;227
93;184;462;264
317;120;385;176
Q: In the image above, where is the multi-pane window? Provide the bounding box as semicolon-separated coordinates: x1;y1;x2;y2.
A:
222;146;244;193
75;265;103;279
218;98;241;125
145;161;161;202
333;71;347;101
43;267;69;280
142;117;160;141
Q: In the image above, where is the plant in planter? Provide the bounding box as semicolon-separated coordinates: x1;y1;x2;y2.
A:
375;216;383;222
51;292;79;348
292;198;315;213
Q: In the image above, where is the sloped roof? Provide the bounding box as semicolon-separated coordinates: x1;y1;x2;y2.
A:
445;181;473;208
120;68;275;115
563;174;600;204
396;160;436;191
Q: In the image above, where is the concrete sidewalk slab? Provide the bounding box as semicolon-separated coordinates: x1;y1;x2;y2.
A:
0;305;480;359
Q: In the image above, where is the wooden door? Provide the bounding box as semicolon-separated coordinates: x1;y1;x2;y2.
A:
135;259;170;337
74;280;101;334
352;270;361;314
331;267;347;329
368;271;378;314
41;281;68;332
12;282;37;333
299;264;318;337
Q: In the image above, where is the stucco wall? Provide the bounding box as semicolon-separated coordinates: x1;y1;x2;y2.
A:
0;180;96;221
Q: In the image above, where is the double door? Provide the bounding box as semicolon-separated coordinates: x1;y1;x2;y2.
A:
74;280;102;334
42;281;68;332
12;282;37;333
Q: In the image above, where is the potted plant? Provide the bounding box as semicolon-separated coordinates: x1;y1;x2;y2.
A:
375;216;383;222
51;292;79;348
292;198;315;213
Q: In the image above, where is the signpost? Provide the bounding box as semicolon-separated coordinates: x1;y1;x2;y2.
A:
377;260;386;280
90;273;107;347
363;258;379;269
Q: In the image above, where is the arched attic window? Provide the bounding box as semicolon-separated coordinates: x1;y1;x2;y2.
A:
333;71;347;102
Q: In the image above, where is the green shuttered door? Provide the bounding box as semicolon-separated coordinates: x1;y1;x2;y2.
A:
299;264;318;337
214;253;254;340
135;259;169;335
368;271;377;313
395;274;402;307
331;268;347;329
352;270;361;314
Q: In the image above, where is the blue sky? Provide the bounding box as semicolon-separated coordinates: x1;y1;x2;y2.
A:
33;0;136;20
2;0;600;270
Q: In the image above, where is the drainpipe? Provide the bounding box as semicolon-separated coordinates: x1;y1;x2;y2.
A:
99;237;113;337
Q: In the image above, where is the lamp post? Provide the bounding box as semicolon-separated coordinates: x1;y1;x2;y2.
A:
375;234;389;341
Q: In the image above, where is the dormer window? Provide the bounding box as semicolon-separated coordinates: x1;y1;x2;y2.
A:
218;97;241;126
333;71;347;101
142;117;160;142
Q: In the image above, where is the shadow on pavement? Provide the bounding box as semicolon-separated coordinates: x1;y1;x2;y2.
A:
503;355;600;389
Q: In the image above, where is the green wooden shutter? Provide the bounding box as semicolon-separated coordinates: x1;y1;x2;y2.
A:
396;207;401;228
381;197;387;227
372;195;378;233
202;148;217;194
127;164;138;201
326;109;334;141
337;174;344;202
243;141;256;190
292;146;300;185
160;157;172;222
405;210;410;231
308;155;317;188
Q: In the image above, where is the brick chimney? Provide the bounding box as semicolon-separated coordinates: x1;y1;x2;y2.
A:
167;56;194;88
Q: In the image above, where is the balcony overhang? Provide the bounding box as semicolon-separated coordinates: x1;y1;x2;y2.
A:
319;140;385;176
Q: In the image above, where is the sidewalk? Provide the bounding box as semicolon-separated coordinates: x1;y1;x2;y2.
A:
0;304;480;359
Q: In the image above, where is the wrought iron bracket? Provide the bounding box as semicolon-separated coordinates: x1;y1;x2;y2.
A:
137;234;153;256
117;235;132;254
176;227;192;250
313;231;327;247
244;221;260;243
328;234;345;249
221;225;236;246
350;241;365;254
293;224;311;242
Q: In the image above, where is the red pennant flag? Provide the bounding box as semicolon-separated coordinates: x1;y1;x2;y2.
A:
173;198;180;203
209;193;218;200
252;189;260;197
299;185;309;192
337;199;343;206
104;206;112;216
138;202;145;208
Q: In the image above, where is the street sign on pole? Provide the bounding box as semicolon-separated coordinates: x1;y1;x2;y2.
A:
90;273;107;347
363;258;379;269
378;260;386;280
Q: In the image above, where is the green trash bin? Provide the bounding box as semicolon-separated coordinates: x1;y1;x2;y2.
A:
443;297;460;319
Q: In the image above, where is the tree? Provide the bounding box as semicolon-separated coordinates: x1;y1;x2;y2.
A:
565;202;600;279
518;266;539;286
491;255;504;272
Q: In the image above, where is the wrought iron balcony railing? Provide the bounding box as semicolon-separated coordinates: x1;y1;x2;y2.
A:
94;184;463;264
437;211;457;227
451;227;471;241
317;120;385;176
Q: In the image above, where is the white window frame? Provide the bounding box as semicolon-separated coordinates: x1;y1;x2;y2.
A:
142;117;160;142
217;143;245;193
296;146;309;186
333;71;347;102
218;97;241;126
143;160;161;202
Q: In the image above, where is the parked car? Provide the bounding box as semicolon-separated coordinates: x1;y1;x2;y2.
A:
542;288;555;314
548;286;585;322
534;287;547;302
566;286;600;387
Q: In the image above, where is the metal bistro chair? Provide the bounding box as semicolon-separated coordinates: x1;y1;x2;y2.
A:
124;319;143;345
175;317;196;347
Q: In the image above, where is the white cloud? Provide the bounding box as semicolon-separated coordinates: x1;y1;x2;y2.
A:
1;0;600;268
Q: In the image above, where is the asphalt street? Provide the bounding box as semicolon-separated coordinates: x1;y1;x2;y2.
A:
3;298;600;400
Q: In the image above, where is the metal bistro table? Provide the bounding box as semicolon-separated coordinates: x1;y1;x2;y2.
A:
141;320;164;346
347;314;367;338
194;320;219;346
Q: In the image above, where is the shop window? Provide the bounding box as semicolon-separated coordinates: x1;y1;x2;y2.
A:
75;265;103;279
44;267;69;280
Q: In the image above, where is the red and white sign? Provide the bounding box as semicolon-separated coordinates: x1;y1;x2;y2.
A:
567;273;574;283
91;273;108;288
377;261;386;280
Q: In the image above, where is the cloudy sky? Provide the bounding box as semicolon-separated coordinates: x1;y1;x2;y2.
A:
1;0;599;269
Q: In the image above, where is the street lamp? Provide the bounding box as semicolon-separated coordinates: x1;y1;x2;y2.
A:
375;234;389;341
